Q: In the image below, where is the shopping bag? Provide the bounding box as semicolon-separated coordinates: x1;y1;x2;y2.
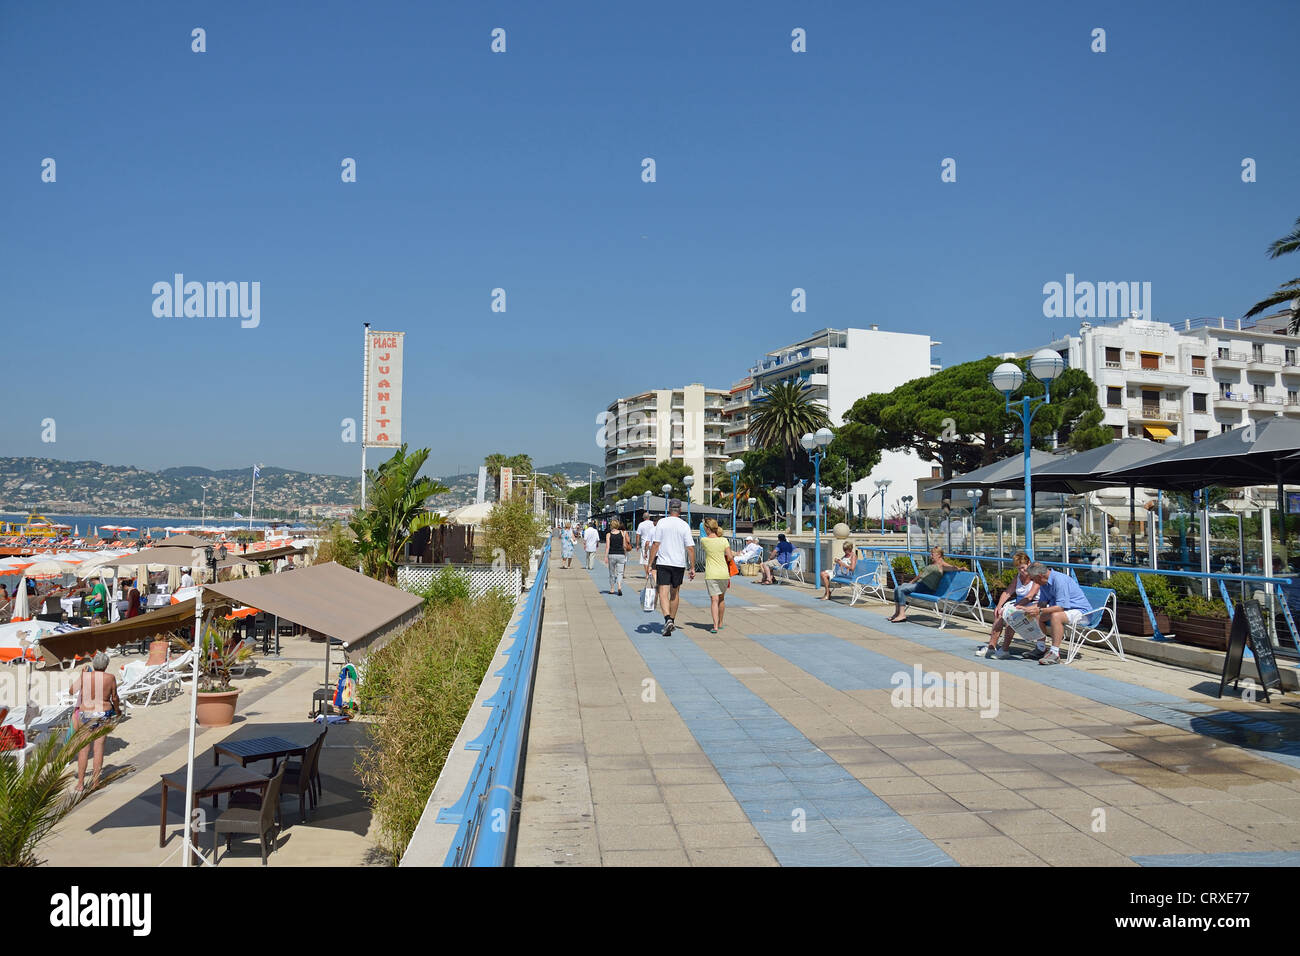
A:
727;555;740;577
641;585;656;612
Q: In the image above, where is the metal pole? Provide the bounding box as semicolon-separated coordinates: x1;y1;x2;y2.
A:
1022;395;1034;559
361;323;370;512
813;452;822;581
182;579;205;866
731;474;738;534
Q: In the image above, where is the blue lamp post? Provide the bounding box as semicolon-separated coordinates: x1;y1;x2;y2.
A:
683;474;695;528
748;497;756;523
801;428;834;580
874;478;892;533
725;459;744;534
990;350;1064;559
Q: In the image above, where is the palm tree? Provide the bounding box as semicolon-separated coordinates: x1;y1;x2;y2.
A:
0;725;127;866
351;445;448;583
748;381;833;487
1245;215;1300;333
483;454;509;498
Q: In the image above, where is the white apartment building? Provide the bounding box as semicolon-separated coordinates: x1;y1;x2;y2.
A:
1033;313;1300;445
733;327;942;515
602;384;729;505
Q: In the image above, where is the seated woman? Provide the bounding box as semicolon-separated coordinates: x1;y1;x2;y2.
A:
818;541;858;599
888;547;960;623
976;552;1038;658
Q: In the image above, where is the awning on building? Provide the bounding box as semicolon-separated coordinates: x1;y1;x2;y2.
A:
201;561;423;659
1143;425;1174;440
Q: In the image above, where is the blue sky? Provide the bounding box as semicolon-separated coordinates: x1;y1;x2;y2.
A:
3;0;1297;478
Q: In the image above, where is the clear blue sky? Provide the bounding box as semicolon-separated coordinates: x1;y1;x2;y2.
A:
3;0;1297;478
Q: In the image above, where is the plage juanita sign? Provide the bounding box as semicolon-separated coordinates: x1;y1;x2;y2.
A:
363;330;404;447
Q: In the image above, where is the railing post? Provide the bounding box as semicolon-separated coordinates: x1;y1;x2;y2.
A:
1134;572;1168;642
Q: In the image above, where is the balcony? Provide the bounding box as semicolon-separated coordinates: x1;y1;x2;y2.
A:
1132;405;1182;422
1215;352;1248;368
1283;363;1300;378
1252;394;1284;411
1285;400;1300;416
722;397;749;413
1217;391;1249;406
1250;355;1283;370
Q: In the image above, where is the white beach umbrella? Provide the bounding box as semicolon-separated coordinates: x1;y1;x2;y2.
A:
22;560;75;578
11;577;29;621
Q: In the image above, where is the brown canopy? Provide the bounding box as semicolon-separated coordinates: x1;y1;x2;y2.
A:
154;534;208;548
36;598;227;665
87;545;252;570
241;544;309;563
201;561;422;658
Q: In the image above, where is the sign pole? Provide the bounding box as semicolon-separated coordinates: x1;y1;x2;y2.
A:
360;323;370;572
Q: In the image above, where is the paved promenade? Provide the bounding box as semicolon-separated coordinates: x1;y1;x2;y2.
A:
516;556;1300;866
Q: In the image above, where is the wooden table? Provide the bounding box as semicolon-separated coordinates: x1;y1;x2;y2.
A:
212;734;313;771
158;764;268;847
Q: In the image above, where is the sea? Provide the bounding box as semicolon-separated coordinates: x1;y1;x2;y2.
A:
1;513;313;536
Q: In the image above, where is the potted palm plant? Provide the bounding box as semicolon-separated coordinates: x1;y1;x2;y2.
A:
179;620;254;727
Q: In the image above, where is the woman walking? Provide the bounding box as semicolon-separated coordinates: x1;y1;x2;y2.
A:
700;518;735;634
976;552;1039;658
560;524;576;569
605;518;631;595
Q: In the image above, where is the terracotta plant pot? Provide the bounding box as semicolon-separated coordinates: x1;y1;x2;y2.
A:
1117;602;1171;637
1169;615;1231;652
195;689;240;727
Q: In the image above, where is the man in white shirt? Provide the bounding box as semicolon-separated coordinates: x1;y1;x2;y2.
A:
179;567;195;589
635;515;658;580
582;524;599;570
736;536;763;564
647;501;695;636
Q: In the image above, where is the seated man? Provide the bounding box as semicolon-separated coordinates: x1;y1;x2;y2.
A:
735;536;764;564
759;534;796;584
1014;562;1093;665
888;547;959;623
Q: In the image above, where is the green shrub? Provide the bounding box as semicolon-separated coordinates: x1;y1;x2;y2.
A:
891;555;914;579
1108;572;1176;610
357;588;515;865
414;567;472;609
1165;592;1229;620
484;496;545;567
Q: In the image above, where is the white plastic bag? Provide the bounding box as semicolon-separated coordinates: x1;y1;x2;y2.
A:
642;585;656;613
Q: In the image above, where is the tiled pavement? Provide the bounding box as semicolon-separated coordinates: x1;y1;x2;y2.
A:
514;558;1300;866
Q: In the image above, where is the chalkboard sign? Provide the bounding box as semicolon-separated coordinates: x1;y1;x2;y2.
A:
1218;600;1284;701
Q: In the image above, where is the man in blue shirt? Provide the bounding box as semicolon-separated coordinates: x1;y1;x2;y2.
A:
759;534;795;585
1020;563;1093;665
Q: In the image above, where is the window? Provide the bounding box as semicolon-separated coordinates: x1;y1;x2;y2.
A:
1218;347;1231;359
1104;347;1121;367
1165;355;1176;365
1290;389;1298;405
931;467;941;479
1192;356;1206;369
1164;391;1178;402
1253;343;1265;361
1288;349;1297;365
1255;384;1266;401
1107;387;1122;407
1193;393;1207;412
1195;430;1208;442
1112;425;1124;440
1140;352;1160;370
1125;351;1136;362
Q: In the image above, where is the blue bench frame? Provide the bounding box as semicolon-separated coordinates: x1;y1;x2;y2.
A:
826;554;888;606
902;570;985;629
1061;586;1121;663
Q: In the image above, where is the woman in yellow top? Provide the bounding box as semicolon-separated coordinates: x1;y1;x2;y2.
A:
699;518;735;634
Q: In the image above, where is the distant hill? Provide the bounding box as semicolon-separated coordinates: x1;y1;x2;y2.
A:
537;462;601;479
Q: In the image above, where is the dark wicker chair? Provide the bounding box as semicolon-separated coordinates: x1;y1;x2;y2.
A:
281;731;326;822
213;761;286;865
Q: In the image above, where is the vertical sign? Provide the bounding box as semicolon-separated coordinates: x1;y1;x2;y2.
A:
500;466;513;501
476;466;488;505
363;330;404;447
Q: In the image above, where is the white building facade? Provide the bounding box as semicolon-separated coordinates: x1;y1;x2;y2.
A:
741;327;941;519
602;384;728;505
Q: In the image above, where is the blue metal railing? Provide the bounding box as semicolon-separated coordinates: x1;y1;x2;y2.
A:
437;537;552;866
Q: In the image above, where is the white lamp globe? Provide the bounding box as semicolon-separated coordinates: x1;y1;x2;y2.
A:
814;427;834;448
661;484;672;494
1028;348;1066;383
683;475;695;487
725;458;744;475
799;433;817;451
990;362;1025;393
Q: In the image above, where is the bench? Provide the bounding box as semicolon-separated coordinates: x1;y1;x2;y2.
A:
775;550;805;585
902;570;984;629
828;555;887;606
1062;586;1121;663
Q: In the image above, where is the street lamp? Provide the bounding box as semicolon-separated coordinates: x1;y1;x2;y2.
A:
683;474;695;527
725;459;744;533
989;349;1064;559
801;428;834;580
966;489;983;554
748;497;756;522
874;478;893;533
773;485;785;529
662;484;673;517
901;495;914;550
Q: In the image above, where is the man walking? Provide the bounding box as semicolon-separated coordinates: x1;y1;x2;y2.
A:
636;513;658;580
648;500;694;636
582;523;599;570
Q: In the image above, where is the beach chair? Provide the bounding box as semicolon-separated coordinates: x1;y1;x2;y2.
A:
120;649;194;708
776;550;805;585
1062;586;1122;664
904;571;985;629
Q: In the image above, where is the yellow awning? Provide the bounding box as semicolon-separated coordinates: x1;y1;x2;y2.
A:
1144;425;1174;440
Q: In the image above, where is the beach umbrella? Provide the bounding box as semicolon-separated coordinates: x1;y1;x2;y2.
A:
168;565;181;592
22;560;76;579
74;525;79;537
930;450;1060;493
11;577;29;621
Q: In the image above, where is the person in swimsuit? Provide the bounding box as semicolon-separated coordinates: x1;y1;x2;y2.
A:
71;652;122;793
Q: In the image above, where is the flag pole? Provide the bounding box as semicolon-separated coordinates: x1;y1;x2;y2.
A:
249;466;256;530
360;323;370;573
